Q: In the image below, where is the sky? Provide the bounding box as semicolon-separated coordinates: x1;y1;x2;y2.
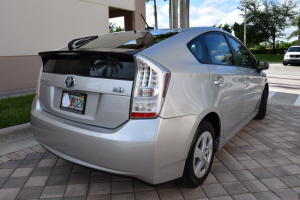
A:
110;0;298;41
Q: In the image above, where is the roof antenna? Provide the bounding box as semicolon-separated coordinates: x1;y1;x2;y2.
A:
140;14;154;30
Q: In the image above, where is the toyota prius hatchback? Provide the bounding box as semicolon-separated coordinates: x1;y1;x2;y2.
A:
31;27;269;187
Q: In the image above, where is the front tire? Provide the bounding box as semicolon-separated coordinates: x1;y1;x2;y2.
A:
254;88;268;120
283;61;287;66
181;120;215;188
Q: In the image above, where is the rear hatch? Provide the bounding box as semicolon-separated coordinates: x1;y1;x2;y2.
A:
38;51;135;129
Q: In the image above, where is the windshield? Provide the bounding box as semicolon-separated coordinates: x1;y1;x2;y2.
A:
288;47;300;52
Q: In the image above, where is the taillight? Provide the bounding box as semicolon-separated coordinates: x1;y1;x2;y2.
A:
35;66;42;98
131;55;171;118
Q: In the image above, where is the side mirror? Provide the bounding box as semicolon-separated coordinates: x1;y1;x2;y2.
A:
284;50;287;53
257;60;269;71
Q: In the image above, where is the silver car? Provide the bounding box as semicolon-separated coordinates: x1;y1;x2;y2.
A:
31;27;269;188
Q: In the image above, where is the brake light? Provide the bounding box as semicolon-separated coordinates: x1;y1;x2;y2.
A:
131;55;171;118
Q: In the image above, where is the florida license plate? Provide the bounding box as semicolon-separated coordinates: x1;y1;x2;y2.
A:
60;91;87;114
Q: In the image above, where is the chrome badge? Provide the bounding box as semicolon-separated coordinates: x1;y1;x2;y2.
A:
65;76;76;88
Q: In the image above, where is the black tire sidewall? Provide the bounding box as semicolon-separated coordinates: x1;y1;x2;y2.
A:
183;120;215;188
254;88;268;119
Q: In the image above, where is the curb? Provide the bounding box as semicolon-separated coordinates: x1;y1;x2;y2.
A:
0;123;32;144
0;123;38;156
0;88;35;99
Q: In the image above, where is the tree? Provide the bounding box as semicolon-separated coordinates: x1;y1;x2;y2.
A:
213;23;232;33
222;24;232;33
172;0;179;28
109;24;124;33
212;24;232;33
278;41;297;48
146;0;158;29
176;0;189;29
186;0;190;28
180;0;187;28
109;22;116;32
239;0;298;53
287;15;300;45
115;26;124;32
232;22;269;47
169;0;172;28
146;0;189;29
179;0;189;28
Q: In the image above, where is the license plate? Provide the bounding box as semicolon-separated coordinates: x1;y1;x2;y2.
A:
60;91;87;114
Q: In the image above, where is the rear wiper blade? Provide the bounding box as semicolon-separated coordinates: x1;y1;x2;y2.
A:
68;35;98;50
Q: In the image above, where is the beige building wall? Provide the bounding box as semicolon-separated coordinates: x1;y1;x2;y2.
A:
0;56;40;92
0;0;145;92
0;0;110;56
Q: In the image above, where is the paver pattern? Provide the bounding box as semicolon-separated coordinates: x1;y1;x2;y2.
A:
0;103;300;200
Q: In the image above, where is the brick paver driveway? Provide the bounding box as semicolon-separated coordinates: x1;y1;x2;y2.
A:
0;104;300;200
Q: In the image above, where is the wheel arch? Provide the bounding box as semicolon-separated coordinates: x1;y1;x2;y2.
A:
202;112;221;152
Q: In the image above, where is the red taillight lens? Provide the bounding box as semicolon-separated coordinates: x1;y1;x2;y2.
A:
131;55;170;119
131;112;157;118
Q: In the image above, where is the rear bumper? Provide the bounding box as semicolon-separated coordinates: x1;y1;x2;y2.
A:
31;97;199;184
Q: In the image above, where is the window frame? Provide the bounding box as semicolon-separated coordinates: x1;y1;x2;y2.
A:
225;34;258;69
187;31;239;66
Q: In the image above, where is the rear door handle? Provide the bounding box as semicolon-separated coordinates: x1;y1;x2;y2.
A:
214;80;224;85
245;77;250;87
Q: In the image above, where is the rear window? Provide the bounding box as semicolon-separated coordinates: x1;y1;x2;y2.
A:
42;54;135;80
77;30;182;51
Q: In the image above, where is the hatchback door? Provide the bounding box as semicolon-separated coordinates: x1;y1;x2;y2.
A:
227;37;264;120
203;33;245;136
38;52;135;129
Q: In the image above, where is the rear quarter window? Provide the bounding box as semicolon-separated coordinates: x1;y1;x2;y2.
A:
187;35;206;63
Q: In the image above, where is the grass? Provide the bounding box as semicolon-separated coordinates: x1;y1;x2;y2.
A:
253;54;284;62
0;94;35;129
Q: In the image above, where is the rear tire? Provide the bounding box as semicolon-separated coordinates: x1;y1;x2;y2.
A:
181;120;215;188
254;88;268;120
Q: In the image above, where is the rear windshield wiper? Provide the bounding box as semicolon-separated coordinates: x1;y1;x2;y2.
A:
68;35;98;50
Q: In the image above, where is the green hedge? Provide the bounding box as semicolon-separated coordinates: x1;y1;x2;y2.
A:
250;48;287;54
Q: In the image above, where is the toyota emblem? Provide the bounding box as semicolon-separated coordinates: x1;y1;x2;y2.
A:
65;76;75;88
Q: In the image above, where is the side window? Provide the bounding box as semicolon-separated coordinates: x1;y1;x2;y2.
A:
228;38;255;68
187;35;206;63
204;34;233;65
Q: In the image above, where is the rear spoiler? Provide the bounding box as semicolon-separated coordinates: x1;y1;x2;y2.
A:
67;35;99;50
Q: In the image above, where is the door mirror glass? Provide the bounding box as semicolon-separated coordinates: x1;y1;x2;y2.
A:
257;60;269;70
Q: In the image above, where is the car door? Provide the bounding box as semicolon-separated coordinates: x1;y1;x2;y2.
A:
203;33;245;137
227;36;264;120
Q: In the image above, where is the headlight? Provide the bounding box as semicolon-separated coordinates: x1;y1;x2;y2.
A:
284;54;289;58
